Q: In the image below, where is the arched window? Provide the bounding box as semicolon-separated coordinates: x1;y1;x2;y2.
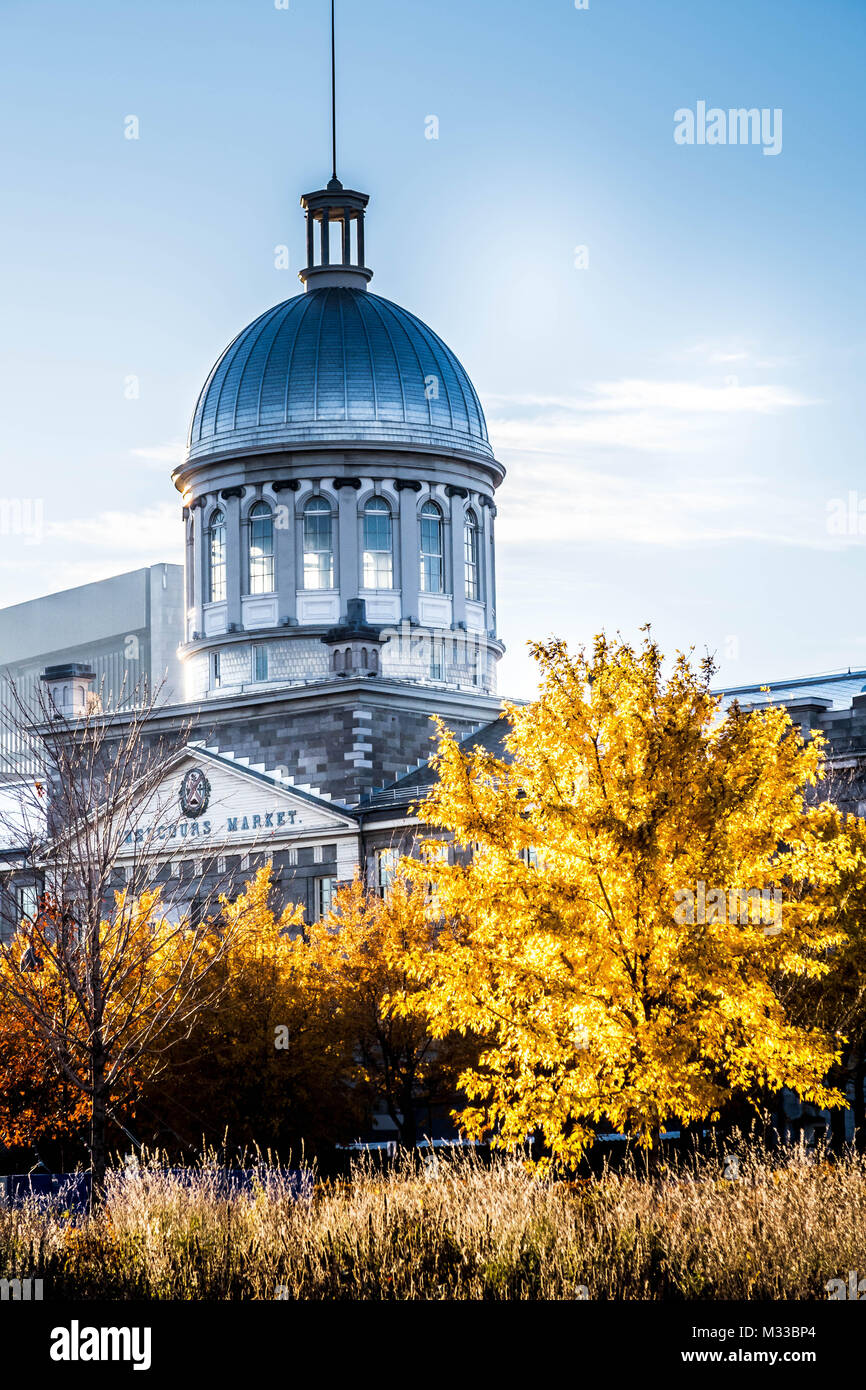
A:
363;498;393;589
208;510;226;603
248;502;274;594
464;509;480;601
420;501;444;594
303;497;334;590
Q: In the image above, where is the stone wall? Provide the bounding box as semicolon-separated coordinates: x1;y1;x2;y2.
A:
184;693;485;804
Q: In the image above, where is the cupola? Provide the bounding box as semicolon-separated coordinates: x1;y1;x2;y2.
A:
299;177;372;292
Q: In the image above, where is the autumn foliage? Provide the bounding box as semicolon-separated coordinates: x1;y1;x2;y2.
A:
296;872;474;1148
0;893;187;1161
151;867;472;1156
400;632;866;1164
5;630;866;1172
150;868;361;1155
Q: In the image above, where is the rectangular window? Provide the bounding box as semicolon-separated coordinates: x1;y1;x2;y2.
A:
363;504;394;589
420;506;444;594
304;554;333;590
316;876;337;921
303;504;334;590
15;883;39;924
209;516;227;603
464;519;479;601
363;548;393;589
422;841;449;867
422;841;448;909
249;508;275;594
211;651;221;689
376;848;399;897
430;638;444;682
252;644;268;682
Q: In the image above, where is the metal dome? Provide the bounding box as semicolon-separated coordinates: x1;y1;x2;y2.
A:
187;288;492;465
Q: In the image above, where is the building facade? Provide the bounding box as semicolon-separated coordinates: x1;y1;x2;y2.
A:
113;169;507;812
0;564;185;941
0;564;185;765
0;166;508;941
718;669;866;817
175;173;504;717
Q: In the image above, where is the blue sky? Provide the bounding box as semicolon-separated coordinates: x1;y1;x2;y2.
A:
1;0;864;698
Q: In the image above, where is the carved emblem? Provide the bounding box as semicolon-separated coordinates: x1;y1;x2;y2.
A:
179;768;211;819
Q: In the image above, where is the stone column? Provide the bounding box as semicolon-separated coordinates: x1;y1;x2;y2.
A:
448;488;468;630
273;485;298;624
481;499;496;636
489;504;498;634
336;483;360;612
189;507;202;612
222;488;243;630
320;211;330;265
193;500;207;626
396;483;420;624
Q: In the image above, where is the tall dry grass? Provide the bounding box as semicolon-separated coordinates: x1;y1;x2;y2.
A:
2;1142;866;1300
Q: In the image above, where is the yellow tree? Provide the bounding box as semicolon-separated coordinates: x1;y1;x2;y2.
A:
775;808;866;1148
400;631;859;1166
151;866;364;1156
0;910;90;1163
297;874;474;1149
0;680;236;1197
0;890;220;1184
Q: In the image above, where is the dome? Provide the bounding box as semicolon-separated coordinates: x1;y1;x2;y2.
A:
187;288;492;466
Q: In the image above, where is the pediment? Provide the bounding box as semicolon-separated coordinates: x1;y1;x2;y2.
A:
118;744;356;858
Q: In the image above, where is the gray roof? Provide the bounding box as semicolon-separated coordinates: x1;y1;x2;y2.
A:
361;716;510;812
187;288;492;464
717;669;866;712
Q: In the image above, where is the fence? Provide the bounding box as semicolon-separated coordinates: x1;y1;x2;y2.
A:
0;1168;313;1211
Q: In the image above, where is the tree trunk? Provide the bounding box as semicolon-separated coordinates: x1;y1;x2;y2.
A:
829;1104;848;1156
640;1124;664;1179
854;1055;866;1154
90;1049;107;1209
397;1085;418;1152
678;1122;700;1165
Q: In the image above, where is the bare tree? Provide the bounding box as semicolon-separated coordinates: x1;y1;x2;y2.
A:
0;678;242;1200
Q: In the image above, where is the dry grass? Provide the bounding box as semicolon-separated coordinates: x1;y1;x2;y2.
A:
2;1142;866;1300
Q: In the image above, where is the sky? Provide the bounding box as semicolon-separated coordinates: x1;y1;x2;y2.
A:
1;0;865;699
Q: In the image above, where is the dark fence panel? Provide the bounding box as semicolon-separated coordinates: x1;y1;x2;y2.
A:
0;1168;312;1211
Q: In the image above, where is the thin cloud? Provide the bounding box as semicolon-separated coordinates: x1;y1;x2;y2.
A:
677;342;802;371
130;442;186;469
494;458;814;548
491;411;702;455
487;379;814;416
46;503;182;556
485;373;816;458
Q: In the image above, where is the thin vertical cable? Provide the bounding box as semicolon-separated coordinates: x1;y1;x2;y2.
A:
331;0;337;182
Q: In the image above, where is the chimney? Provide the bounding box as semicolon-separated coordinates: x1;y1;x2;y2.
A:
322;599;384;679
40;663;97;720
